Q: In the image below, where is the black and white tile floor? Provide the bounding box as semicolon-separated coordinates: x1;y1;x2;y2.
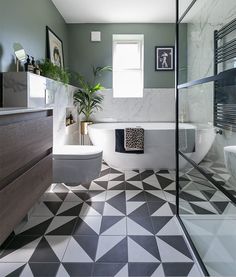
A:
179;160;236;216
179;160;236;277
0;163;202;276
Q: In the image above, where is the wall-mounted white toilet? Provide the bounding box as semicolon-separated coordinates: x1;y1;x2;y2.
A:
53;145;103;185
224;146;236;183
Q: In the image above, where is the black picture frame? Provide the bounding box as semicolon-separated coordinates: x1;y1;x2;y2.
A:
155;46;174;71
46;26;64;69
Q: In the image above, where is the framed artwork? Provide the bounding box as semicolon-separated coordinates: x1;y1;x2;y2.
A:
46;26;64;69
155;46;174;71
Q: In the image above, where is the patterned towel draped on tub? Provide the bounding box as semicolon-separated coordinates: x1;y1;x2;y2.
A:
124;128;144;152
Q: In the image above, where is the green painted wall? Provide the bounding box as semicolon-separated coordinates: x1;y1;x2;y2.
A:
68;23;175;88
0;0;68;72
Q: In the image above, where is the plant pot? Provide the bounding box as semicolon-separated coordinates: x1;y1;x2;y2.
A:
80;121;93;135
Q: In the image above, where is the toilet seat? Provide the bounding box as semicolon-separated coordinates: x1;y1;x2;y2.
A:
53;145;102;160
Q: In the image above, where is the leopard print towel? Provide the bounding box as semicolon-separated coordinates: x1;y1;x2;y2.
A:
124;128;144;151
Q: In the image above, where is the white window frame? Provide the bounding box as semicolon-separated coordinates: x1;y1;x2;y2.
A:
112;34;144;98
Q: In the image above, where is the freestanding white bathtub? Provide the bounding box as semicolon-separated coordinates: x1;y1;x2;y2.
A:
88;122;215;170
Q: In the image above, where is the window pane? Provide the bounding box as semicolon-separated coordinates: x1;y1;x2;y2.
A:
114;43;140;69
113;71;143;98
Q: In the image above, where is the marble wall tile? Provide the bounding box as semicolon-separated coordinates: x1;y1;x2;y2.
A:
92;88;175;122
184;0;236;163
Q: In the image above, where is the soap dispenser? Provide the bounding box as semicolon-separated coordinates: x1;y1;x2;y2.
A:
31;56;35;70
24;55;30;71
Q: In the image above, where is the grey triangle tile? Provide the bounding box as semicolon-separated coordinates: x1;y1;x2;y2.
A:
93;263;126;276
86;191;107;202
180;191;204;202
127;191;146;201
4;264;26;277
29;262;60;276
0;236;41;263
46;217;77;235
126;181;143;190
73;217;101;236
143;182;160;190
29;237;60;262
56;264;70;277
96;236;125;261
108;181;126;190
190;203;215;215
156;175;173;189
129;236;161;261
53;184;70;193
158;236;192;259
63;238;94;263
151;216;172;234
84;202;105;215
100;216;124;234
96;237;128;263
140;170;155;180
128;262;160;276
115;263;129;277
45;236;71;261
93;181;108;190
145;191;166;202
162;262;194;276
111;174;125;181
147;201;166;215
62;262;93;276
16;217;53;236
44;201;62;215
127;174;141;181
73;235;99;261
211;201;229;214
73;192;90;201
57;203;83;216
107;191;126;214
128;216;154;234
128;203;149;217
55;193;68;201
169;202;176;214
100;169;110;177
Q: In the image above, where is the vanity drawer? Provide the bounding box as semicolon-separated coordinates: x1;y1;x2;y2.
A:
0;154;52;245
0;113;53;182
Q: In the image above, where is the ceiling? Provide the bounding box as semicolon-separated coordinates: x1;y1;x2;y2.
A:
52;0;176;23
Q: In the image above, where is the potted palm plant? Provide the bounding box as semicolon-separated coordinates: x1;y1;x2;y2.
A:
73;66;111;135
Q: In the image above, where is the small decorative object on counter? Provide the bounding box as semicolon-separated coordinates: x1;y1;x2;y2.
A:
66;116;70;126
69;112;74;125
31;56;35;69
66;112;74;126
24;55;34;73
34;65;41;75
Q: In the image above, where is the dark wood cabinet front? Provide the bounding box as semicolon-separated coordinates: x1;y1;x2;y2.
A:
0;109;53;245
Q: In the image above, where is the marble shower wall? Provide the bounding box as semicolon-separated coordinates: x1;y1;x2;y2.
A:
182;0;236;163
181;0;236;125
92;89;175;122
186;0;236;82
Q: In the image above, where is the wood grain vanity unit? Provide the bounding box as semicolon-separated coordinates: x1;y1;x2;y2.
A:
0;108;53;245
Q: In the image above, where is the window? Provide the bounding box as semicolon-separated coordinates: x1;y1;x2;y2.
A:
113;34;144;98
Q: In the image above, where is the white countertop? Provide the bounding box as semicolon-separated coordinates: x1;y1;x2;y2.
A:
0;107;53;116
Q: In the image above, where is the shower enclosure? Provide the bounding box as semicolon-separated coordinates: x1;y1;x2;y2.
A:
176;0;236;276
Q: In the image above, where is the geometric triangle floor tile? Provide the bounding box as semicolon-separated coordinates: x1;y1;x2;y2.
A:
0;163;204;277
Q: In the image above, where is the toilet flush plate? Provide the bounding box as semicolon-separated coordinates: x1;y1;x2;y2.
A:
45;89;54;105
